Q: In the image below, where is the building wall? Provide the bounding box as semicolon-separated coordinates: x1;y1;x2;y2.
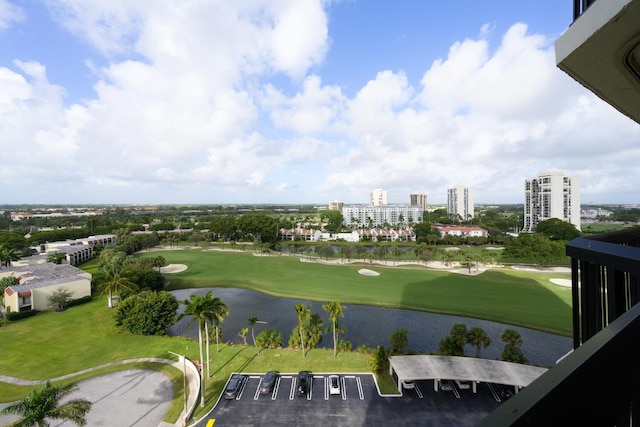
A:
31;277;92;311
370;189;388;206
447;186;474;221
328;200;344;211
524;171;581;232
3;267;92;313
342;204;423;227
410;193;428;211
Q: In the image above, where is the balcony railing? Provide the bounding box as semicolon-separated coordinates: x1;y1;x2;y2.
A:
478;227;640;426
573;0;598;20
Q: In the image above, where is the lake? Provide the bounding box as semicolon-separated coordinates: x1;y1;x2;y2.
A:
167;287;572;367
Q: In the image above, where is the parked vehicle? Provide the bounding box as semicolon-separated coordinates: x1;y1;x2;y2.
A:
223;374;247;399
329;375;341;395
455;380;470;389
401;380;415;390
439;380;453;391
297;371;311;397
259;370;278;394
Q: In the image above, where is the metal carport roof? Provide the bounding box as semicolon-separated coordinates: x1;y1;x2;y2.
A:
390;355;548;390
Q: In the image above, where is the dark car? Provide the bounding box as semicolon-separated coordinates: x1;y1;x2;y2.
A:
259;370;278;394
297;371;311;397
223;374;247;400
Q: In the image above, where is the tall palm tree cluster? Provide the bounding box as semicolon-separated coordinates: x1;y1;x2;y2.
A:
179;291;229;407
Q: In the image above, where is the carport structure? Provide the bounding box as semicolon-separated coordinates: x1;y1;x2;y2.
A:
389;355;548;393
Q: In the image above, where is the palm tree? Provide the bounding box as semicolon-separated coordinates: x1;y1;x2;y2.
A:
0;245;21;268
0;381;91;426
368;345;390;374
466;326;492;358
179;292;210;407
294;303;310;357
238;327;248;345
98;265;137;308
203;295;229;376
46;251;66;265
152;255;166;272
248;317;259;349
322;300;345;357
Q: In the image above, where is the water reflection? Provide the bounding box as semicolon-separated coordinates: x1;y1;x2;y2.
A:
168;287;572;368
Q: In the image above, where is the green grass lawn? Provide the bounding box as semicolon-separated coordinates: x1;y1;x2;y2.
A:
145;249;572;335
0;248;572;423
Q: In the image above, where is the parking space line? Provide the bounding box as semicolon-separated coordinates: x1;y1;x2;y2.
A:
341;376;346;400
271;377;280;400
414;383;423;399
449;381;461;399
356;376;364;400
324;376;329;400
487;383;501;402
289;378;298;400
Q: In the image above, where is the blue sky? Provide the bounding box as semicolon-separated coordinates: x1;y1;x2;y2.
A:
1;0;638;206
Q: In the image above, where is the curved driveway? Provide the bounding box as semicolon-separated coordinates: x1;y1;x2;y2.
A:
0;358;200;427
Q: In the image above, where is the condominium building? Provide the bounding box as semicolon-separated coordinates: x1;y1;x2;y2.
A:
447;186;474;221
328;200;344;211
342;204;423;227
410;193;428;211
523;171;580;232
370;189;388;206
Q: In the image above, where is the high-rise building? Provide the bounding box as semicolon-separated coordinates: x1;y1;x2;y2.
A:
523;171;580;232
410;193;428;211
328;200;343;212
370;189;388;206
447;186;474;222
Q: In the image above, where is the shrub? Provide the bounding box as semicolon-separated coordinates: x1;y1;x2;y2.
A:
7;309;36;321
66;295;93;308
255;328;283;349
337;339;352;353
47;287;72;311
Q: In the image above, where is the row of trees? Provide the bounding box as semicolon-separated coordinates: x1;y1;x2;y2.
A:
369;323;529;375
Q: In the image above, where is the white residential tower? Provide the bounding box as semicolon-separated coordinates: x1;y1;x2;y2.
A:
523;171;580;232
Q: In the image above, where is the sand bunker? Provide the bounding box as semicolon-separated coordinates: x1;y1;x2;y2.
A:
358;269;380;276
160;264;188;274
550;278;571;287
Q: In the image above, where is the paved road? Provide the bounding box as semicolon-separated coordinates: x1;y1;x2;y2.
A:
0;358;200;427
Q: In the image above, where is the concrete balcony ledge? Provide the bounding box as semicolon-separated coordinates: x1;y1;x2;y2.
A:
556;0;640;124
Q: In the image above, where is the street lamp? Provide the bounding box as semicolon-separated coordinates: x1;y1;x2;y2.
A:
168;351;188;427
253;320;268;355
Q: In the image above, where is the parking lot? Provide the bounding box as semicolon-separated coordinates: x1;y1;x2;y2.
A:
198;373;506;426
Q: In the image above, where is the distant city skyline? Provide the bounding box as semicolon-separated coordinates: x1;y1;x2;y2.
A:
1;1;640;205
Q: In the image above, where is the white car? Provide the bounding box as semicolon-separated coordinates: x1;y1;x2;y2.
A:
329;375;340;395
401;380;415;390
455;380;470;389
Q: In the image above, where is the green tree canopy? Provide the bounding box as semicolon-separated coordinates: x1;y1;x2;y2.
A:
466;326;492;358
114;290;178;335
321;210;344;233
534;218;581;241
412;222;433;243
502;233;566;267
288;312;323;350
236;212;279;243
209;215;237;240
389;327;409;354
